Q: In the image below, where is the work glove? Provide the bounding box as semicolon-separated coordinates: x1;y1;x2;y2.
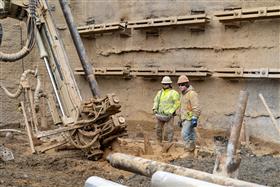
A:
163;112;172;118
191;116;198;128
152;109;157;114
177;120;182;128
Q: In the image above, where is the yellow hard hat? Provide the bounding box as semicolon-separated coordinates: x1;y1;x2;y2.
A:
177;75;189;84
161;76;172;84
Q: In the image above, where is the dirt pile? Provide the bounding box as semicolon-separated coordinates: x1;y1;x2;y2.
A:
0;125;279;187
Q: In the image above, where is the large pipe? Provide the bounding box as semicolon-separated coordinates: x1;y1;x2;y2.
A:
58;0;100;97
214;91;249;177
227;91;249;159
84;176;127;187
151;171;225;187
107;153;265;187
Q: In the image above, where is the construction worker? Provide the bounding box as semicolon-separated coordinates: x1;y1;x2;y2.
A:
153;76;180;143
177;75;201;151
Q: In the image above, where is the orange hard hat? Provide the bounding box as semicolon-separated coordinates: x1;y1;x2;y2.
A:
177;75;189;84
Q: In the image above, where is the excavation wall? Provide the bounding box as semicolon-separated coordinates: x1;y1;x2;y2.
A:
0;0;279;144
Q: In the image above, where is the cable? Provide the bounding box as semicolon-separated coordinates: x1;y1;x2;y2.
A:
0;0;37;62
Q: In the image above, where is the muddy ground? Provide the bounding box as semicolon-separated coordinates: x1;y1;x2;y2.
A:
0;123;279;187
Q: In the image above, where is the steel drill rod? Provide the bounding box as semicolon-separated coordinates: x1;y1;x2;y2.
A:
59;0;100;97
107;153;265;187
35;29;66;117
43;57;66;117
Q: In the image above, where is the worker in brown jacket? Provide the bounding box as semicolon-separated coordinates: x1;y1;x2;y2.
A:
177;75;201;151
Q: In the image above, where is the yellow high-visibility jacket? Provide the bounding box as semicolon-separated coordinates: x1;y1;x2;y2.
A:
180;86;201;121
153;88;180;116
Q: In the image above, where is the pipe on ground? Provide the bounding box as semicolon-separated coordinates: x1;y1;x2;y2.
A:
151;171;225;187
84;176;127;187
107;153;265;187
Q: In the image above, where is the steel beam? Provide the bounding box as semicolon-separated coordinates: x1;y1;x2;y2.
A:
127;14;208;29
215;6;280;22
78;14;208;36
74;67;210;78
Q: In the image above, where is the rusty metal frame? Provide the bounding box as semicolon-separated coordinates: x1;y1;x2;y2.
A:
214;6;280;22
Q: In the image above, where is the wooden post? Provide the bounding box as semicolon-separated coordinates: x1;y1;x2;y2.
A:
27;88;39;133
39;96;48;129
258;93;280;135
21;101;36;154
213;91;249;178
144;134;154;155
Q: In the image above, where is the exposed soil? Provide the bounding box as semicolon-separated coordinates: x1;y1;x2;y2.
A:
0;122;279;187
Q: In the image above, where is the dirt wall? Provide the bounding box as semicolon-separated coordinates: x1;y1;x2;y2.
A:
0;0;280;144
71;0;280;144
0;19;34;126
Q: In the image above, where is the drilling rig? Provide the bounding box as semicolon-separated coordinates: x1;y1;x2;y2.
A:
0;0;127;160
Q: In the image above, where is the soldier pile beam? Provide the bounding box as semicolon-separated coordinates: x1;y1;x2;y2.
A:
78;22;127;37
77;14;208;36
75;67;280;79
126;14;208;29
74;67;210;78
215;6;280;22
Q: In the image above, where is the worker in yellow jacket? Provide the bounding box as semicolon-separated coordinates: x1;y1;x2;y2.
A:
177;75;201;151
153;76;180;143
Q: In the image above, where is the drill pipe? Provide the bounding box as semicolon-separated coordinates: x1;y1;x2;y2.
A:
107;153;265;187
59;0;100;97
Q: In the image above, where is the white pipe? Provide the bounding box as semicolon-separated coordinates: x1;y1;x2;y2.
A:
84;176;127;187
151;171;225;187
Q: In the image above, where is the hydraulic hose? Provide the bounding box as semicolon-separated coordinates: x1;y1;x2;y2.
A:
0;69;41;110
33;70;41;110
0;83;23;98
0;0;36;62
0;69;34;98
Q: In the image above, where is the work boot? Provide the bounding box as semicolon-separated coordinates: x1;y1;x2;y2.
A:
184;141;195;152
156;138;162;145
